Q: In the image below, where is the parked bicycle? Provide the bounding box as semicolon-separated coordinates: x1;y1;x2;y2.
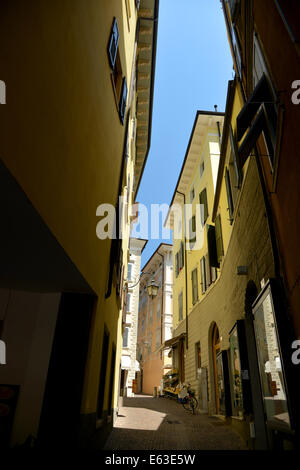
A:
179;384;198;414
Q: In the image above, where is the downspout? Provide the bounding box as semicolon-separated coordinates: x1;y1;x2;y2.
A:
176;191;188;350
214;105;222;143
157;251;164;359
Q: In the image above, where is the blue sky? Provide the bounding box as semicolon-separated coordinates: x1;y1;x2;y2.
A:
133;0;233;267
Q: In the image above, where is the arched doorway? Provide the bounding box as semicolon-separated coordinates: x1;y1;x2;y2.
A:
212;323;222;414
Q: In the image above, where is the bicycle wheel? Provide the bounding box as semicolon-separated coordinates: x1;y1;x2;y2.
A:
182;396;197;413
190;396;198;414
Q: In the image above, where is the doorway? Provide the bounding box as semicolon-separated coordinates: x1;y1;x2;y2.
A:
37;293;94;448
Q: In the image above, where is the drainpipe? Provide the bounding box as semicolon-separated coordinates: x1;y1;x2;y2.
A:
157;251;164;359
214;105;222;144
176;191;188;350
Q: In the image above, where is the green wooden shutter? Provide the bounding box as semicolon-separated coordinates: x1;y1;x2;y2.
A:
215;214;224;263
191;268;198;304
175;252;179;277
225;168;234;223
178;292;183;321
180;241;184;269
200;257;206;294
205;253;211;287
199;188;208;225
229;125;243;188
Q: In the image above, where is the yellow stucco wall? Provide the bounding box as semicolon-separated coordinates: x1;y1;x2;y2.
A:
0;0;139;428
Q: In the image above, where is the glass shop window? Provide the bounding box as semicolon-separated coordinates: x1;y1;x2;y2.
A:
229;325;244;417
252;281;291;431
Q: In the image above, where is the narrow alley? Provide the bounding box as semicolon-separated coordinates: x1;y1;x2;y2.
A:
104;395;247;451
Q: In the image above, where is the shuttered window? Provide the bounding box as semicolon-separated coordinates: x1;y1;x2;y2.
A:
199;188;208;226
205;253;211;287
123;327;129;348
191;268;198;305
236;73;277;168
178;292;183;322
175;252;179;277
190;216;196;244
179;241;184;270
215;214;224;264
108;18;119;69
229;125;243;188
225;168;234;223
119;77;128;124
200;257;206;294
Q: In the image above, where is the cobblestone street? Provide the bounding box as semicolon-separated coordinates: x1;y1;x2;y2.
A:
104;395;247;450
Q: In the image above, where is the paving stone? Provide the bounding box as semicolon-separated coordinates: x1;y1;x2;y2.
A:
104;394;247;450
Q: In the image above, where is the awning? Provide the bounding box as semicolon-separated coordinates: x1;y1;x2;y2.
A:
159;333;186;351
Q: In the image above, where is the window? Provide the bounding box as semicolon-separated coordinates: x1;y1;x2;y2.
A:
107;18;128;124
190;187;195;203
207;224;219;268
252;281;291;430
123;327;129;348
126;293;132;312
179;241;184;272
200;161;205;178
107;18;119;69
200;257;207;294
205;253;217;286
127;263;133;281
229;325;244;417
178;291;183;322
229;125;243;188
191;268;198;305
227;0;240;23
231;24;242;78
236;72;278;170
225;168;234;223
215;215;224;264
189;216;196;244
175;252;179;277
199;188;208;226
